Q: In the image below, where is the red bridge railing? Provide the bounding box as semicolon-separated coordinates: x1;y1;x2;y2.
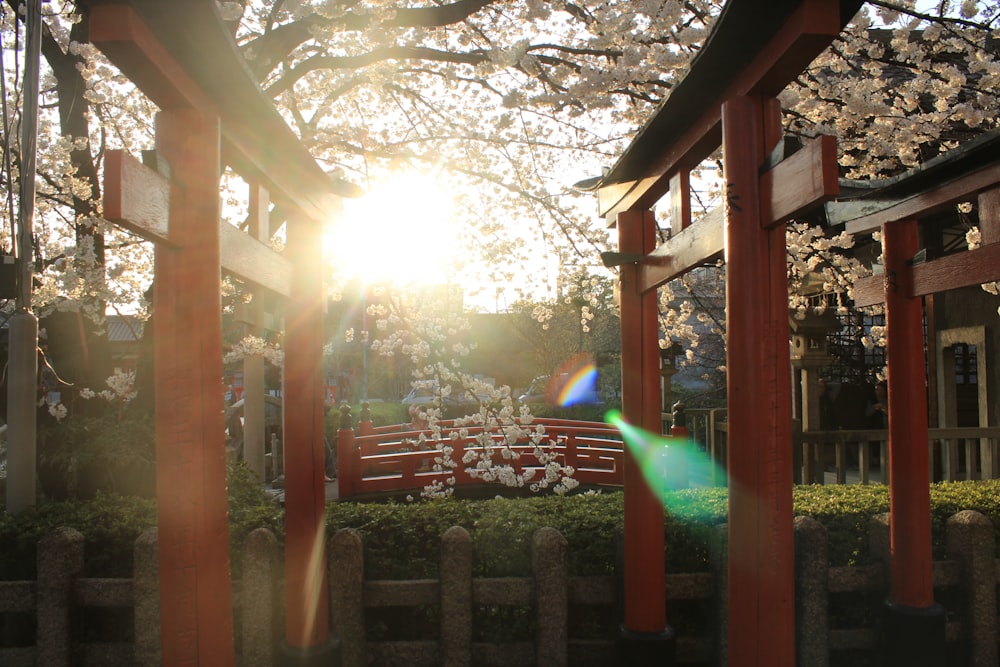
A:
335;412;624;499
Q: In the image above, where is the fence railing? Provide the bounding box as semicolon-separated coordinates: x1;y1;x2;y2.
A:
795;427;1000;484
336;417;625;499
2;510;998;666
677;409;1000;486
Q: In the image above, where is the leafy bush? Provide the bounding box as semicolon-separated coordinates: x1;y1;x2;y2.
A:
0;462;282;579
36;410;156;500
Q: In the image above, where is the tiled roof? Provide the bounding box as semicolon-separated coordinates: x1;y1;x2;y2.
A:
106;315;144;343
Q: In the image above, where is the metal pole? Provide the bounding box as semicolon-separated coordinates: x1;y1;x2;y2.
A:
6;0;42;514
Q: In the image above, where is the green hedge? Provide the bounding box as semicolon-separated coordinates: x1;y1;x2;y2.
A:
6;480;1000;580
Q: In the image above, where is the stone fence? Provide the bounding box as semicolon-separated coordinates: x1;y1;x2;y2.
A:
0;511;997;666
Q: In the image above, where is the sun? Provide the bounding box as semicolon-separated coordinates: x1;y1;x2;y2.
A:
325;170;462;286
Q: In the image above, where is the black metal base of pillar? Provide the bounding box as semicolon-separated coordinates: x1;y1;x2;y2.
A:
277;638;341;667
880;599;946;667
617;624;676;665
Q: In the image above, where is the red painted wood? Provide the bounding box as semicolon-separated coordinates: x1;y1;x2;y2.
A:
102;149;294;296
618;208;667;633
337;426;356;498
852;242;1000;307
282;217;330;649
88;5;213;111
638;134;838;293
153;110;235;667
640;207;724;292
883;219;935;608
669;170;692;231
758;134;839;228
845;161;1000;234
102;150;172;244
722;96;795;667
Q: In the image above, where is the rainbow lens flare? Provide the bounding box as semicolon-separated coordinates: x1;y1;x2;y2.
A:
548;353;601;406
606;410;723;503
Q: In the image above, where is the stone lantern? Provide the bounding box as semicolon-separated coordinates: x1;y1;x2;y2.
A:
788;310;840;431
660;342;684;428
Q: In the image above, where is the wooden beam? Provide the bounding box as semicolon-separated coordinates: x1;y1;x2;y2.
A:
853;242;1000;307
104;149;172;245
598;0;842;218
639;206;723;293
636;135;837;293
843;162;1000;234
103;150;293;296
760;134;839;228
87;4;213;111
219;223;293;297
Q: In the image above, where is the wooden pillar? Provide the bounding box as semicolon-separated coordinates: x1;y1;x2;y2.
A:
722;95;795;667
617;208;674;662
281;213;338;663
242;184;270;480
880;218;945;665
153;109;235;667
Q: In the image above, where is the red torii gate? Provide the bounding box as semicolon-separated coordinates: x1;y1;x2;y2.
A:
80;1;346;664
603;0;1000;665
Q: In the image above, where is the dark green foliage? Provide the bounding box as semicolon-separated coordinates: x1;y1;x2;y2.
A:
0;492;156;578
0;462;282;579
226;461;284;571
37;410;156;500
792;484;891;566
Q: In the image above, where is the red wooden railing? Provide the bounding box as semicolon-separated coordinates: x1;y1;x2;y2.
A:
336;415;624;499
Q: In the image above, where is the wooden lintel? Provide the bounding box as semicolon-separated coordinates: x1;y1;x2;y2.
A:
853;242;1000;307
103;151;293;297
104;150;173;246
220;224;293;298
844;162;1000;234
598;0;842;218
87;5;213;112
760;134;839;228
639;206;724;293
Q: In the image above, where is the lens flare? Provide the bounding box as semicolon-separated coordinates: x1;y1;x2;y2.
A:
606;410;724;504
556;364;598;406
548;352;602;406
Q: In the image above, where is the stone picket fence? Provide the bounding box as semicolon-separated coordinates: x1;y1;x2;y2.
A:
0;511;997;666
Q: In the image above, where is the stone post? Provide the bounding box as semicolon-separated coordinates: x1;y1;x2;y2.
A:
243;528;280;667
133;528;161;667
946;510;997;666
533;527;568;666
709;523;728;667
440;526;473;666
37;527;84;667
794;516;829;667
329;528;365;667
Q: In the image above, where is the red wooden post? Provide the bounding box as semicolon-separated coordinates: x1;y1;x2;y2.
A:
722;95;795;667
337;405;355;498
617;208;674;662
881;218;945;665
153;109;235;667
281;215;338;663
